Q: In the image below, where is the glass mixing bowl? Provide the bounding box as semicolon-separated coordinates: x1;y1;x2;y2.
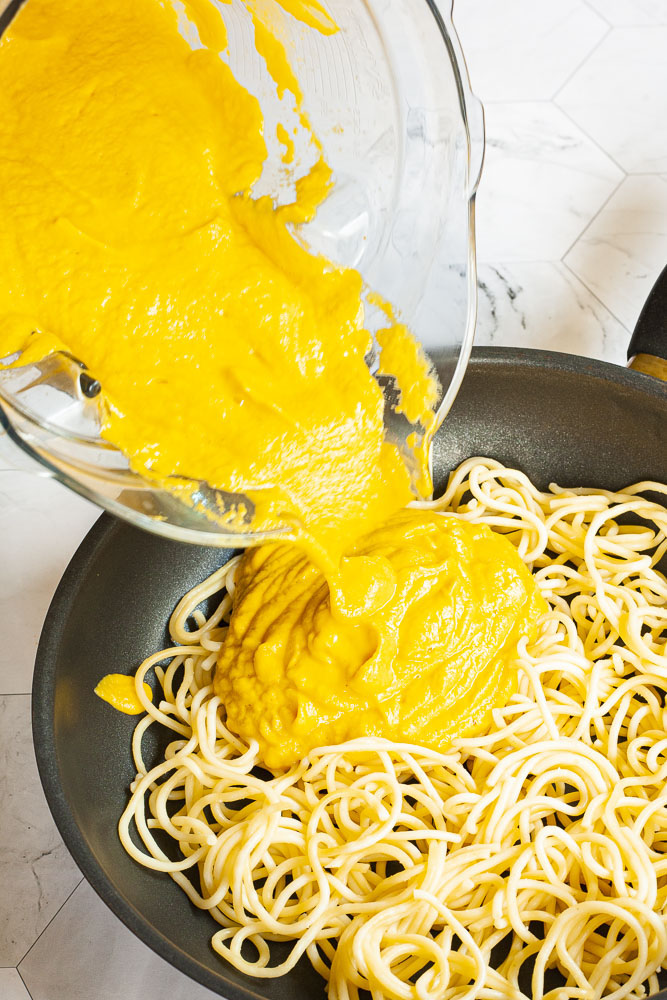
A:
0;0;484;546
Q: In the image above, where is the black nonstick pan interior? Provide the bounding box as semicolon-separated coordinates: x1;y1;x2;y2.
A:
32;344;667;999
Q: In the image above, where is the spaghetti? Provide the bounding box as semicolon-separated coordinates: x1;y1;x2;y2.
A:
119;458;667;1000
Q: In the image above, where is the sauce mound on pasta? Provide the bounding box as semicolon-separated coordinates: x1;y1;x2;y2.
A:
216;510;546;767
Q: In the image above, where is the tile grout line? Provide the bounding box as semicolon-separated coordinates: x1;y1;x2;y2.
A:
15;876;84;971
476;256;632;335
561;258;632;333
557;172;627;264
579;4;667;28
551;25;611;102
16;966;36;1000
581;0;611;29
554;104;629;176
622;171;667;178
0;692;32;696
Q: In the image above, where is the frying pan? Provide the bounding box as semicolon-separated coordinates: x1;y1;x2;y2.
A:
32;267;667;999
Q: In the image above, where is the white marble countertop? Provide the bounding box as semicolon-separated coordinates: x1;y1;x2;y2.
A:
2;0;667;997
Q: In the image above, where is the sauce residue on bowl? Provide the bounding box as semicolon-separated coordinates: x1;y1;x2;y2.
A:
0;0;434;575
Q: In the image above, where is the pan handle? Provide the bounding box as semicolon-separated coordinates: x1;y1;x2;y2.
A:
627;263;667;380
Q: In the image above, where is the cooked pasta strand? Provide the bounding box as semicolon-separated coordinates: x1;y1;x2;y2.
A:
119;459;667;1000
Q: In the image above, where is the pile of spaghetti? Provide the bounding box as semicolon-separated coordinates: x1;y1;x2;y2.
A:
120;458;667;1000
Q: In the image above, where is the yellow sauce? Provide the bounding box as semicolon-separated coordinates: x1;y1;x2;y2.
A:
0;0;425;576
94;674;153;715
277;123;296;165
216;511;546;767
0;0;545;756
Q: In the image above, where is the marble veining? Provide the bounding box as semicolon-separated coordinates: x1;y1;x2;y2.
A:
475;261;630;362
475;102;623;261
2;0;667;997
0;696;82;966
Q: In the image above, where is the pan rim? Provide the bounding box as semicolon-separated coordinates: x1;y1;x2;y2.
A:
30;512;264;998
31;345;667;998
467;346;666;399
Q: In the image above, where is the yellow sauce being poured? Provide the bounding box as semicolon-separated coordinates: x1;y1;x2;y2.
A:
0;0;423;574
0;0;545;757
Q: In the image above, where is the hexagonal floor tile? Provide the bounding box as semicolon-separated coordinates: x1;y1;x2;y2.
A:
557;27;667;173
474;261;629;363
475;103;623;262
0;695;82;966
565;174;667;330
453;0;607;102
0;969;32;1000
19;880;218;1000
585;0;667;25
